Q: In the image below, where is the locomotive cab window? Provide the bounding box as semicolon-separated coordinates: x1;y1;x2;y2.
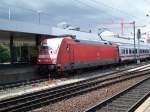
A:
40;46;52;50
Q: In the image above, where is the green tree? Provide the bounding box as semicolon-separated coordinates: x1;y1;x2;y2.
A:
0;43;10;63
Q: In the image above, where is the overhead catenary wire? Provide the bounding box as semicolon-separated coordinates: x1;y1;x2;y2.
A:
74;0;121;20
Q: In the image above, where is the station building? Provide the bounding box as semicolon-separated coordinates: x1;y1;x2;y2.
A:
0;18;52;64
0;17;102;65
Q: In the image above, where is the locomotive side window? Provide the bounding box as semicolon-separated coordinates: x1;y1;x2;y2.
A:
66;44;70;51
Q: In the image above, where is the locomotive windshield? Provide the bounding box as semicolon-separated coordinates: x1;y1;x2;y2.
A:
40;46;52;50
40;38;63;53
46;38;63;51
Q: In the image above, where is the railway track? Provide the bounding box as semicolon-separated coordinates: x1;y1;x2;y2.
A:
84;77;150;112
0;78;48;90
0;64;150;112
0;61;147;91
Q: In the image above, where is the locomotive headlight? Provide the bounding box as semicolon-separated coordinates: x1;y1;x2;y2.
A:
38;59;41;62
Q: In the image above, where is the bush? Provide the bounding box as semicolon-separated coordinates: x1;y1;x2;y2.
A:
0;43;10;63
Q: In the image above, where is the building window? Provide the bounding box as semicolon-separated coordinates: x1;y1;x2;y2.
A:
0;43;10;64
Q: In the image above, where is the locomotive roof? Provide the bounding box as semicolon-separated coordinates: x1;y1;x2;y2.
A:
51;27;101;41
73;39;112;46
51;27;150;47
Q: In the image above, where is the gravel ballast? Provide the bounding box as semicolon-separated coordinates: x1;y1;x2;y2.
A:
32;75;149;112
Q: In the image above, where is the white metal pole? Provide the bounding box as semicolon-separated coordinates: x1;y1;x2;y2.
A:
8;8;11;20
133;21;136;62
137;38;140;64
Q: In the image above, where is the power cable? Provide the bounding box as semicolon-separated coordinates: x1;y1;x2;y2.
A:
75;0;121;20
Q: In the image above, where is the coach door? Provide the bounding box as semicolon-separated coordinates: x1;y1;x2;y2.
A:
67;44;74;70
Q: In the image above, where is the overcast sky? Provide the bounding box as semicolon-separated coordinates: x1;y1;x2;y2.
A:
0;0;150;33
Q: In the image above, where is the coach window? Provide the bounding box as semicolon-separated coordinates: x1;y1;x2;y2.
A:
126;49;128;54
135;49;137;54
121;49;123;54
123;49;125;54
147;50;149;53
132;49;134;54
121;49;125;54
129;49;132;54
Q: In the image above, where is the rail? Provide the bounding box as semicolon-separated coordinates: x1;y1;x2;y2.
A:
0;64;150;112
85;76;150;112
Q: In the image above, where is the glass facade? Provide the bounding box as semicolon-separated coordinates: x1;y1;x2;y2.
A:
12;36;36;63
0;42;10;63
0;33;38;64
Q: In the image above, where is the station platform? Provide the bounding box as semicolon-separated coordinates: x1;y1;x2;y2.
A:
135;97;150;112
0;64;45;85
0;75;86;101
0;68;116;101
0;64;36;75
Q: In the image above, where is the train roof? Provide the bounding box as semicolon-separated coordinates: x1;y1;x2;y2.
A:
51;27;150;47
51;27;101;41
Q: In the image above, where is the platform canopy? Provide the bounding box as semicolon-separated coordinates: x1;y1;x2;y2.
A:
0;18;52;35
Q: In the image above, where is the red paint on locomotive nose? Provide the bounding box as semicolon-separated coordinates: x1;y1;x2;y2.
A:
39;50;49;55
37;58;52;64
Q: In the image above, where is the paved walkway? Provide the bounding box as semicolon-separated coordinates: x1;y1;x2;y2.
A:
0;64;36;75
135;97;150;112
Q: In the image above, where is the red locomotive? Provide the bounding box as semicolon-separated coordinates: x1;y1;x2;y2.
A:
37;27;150;76
37;35;119;75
